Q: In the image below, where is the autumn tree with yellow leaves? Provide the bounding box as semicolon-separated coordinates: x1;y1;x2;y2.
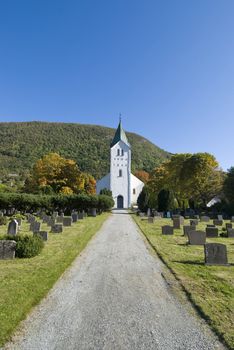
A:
24;153;96;195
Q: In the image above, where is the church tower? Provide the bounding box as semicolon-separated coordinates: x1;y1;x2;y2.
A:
109;120;131;208
96;121;144;209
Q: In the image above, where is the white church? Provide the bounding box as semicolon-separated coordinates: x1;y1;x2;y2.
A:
96;121;144;209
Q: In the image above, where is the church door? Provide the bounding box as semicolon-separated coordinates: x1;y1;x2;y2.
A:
117;195;124;209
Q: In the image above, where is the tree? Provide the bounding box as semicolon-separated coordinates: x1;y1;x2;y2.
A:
134;170;150;184
224;167;234;204
100;188;112;197
137;187;150;212
24;153;96;195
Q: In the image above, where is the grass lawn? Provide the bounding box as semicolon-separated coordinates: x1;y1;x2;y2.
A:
0;213;109;347
133;215;234;350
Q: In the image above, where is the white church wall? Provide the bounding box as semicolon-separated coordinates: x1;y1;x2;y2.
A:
130;174;144;205
96;173;110;194
110;140;131;208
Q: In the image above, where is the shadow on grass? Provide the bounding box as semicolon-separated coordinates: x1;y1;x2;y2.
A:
173;260;204;266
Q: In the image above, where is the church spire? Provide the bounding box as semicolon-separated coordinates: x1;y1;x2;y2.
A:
110;119;130;148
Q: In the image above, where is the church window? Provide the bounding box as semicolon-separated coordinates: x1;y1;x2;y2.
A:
119;169;122;177
133;188;136;195
117;149;120;156
121;149;124;156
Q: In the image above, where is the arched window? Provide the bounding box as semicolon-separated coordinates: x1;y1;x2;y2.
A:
117;149;120;156
119;169;122;177
121;149;124;156
133;188;136;195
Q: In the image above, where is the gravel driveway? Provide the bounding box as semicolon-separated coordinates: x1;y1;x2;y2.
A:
4;211;225;350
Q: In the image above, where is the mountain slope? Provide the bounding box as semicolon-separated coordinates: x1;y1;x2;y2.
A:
0;122;170;179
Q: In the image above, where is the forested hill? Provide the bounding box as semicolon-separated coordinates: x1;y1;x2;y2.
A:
0;122;170;179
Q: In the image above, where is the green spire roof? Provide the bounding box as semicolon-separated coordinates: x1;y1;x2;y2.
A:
110;121;130;148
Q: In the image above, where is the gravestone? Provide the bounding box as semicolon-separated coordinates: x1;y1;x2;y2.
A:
207;224;215;228
206;227;218;238
217;215;223;221
190;219;198;226
166;211;171;218
231;216;234;223
16;218;22;226
78;212;84;220
187;230;206;245
200;216;210;222
42;215;48;223
173;216;184;229
71;213;78;222
162;225;174;235
183;225;196;236
147;208;151;217
148;217;155;224
0;240;17;259
226;223;232;230
7;220;18;235
90;208;97;217
63;217;72;227
52;211;58;219
0;211;3;217
213;219;223;226
47;217;56;227
227;228;234;238
27;215;36;224
34;231;48;241
139;212;145;217
33;222;41;233
56;216;64;223
204;243;228;265
51;224;63;233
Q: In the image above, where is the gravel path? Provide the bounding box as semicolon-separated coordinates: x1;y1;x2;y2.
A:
4;211;225;350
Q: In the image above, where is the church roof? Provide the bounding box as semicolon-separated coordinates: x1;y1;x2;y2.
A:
110;121;130;148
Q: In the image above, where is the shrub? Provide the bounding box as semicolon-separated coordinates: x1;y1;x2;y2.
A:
0;216;7;225
2;234;44;258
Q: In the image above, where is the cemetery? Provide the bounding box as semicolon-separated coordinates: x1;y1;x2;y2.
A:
0;210;109;346
134;214;234;348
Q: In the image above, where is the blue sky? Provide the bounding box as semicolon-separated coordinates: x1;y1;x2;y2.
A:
0;0;233;170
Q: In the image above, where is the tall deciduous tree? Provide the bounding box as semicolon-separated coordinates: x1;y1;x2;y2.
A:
224;167;234;204
24;153;96;195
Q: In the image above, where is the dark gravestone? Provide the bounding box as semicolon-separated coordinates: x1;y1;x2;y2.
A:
27;215;36;224
90;208;97;217
200;216;210;222
187;230;206;245
227;228;234;238
56;216;64;223
206;227;218;238
63;217;72;227
226;223;232;230
162;225;174;235
78;212;84;220
47;217;56;227
204;243;228;265
7;220;18;235
148;217;155;224
42;215;48;223
71;213;78;223
190;219;198;226
34;231;48;241
213;219;223;226
207;224;215;228
0;240;16;259
183;225;196;236
33;222;41;233
173;217;183;229
51;224;63;233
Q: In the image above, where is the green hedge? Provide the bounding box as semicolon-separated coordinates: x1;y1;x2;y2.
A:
1;235;44;258
0;193;114;213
